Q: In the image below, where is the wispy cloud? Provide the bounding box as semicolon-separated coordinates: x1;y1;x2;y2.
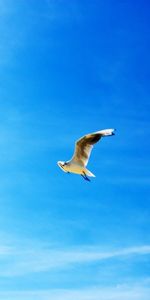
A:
0;282;150;300
0;240;150;277
0;246;12;255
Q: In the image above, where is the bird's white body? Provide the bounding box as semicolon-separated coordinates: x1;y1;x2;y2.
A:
58;161;95;176
57;128;115;181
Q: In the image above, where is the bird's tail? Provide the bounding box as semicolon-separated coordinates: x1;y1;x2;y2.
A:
98;128;116;136
84;168;96;177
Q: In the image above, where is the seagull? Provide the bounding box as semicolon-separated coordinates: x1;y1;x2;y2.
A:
57;128;115;181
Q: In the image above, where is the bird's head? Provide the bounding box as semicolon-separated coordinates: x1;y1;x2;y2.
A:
57;161;68;172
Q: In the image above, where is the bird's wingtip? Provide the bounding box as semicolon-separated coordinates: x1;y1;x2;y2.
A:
112;128;116;135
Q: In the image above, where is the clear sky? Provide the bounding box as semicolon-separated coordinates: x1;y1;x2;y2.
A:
0;0;150;299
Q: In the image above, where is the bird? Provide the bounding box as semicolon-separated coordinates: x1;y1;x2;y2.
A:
57;128;115;181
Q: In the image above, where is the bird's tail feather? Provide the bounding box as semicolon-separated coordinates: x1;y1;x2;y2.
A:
98;128;115;136
84;168;96;177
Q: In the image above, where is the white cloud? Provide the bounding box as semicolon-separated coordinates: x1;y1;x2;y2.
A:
0;283;149;300
0;241;150;277
0;246;12;255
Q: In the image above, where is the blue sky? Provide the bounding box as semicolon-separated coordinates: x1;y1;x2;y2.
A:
0;0;150;299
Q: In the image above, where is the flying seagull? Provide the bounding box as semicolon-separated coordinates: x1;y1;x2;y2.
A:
57;128;115;181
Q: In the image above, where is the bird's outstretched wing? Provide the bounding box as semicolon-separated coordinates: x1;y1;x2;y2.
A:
70;129;115;167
